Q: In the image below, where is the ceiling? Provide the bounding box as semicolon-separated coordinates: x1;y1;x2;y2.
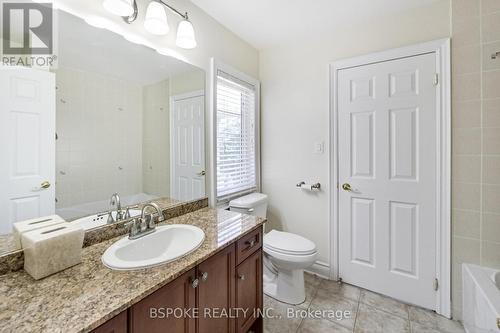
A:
190;0;442;50
58;11;199;86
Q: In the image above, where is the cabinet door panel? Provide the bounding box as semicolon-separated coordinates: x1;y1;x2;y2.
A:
235;250;262;333
130;268;196;333
91;311;127;333
197;244;235;333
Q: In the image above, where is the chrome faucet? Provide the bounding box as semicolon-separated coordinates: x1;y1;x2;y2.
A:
125;203;164;240
109;193;123;222
141;202;163;220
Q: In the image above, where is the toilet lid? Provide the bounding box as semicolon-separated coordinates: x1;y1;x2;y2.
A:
264;230;316;255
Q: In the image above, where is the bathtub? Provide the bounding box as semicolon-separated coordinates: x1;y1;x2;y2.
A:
56;193;159;221
463;264;500;332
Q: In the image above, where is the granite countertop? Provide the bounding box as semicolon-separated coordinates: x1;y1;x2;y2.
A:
0;208;265;333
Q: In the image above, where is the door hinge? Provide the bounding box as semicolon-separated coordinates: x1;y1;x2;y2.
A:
433;73;439;86
433;278;439;291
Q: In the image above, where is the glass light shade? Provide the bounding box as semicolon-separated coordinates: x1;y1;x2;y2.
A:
144;2;169;35
176;19;197;49
103;0;134;17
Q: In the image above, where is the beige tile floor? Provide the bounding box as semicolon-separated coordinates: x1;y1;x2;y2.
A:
263;273;465;333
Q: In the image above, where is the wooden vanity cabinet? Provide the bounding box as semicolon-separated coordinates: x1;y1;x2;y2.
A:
196;244;235;333
91;311;128;333
92;226;263;333
129;268;197;333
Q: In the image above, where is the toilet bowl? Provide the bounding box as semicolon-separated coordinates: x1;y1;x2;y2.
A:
263;230;317;304
229;193;318;305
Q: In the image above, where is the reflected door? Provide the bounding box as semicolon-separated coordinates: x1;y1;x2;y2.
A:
0;67;56;234
338;53;437;309
171;91;205;201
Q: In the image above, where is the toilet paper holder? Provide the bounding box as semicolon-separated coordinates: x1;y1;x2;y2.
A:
296;181;321;191
492;51;500;60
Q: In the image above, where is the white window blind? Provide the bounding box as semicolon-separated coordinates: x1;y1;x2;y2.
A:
216;69;257;201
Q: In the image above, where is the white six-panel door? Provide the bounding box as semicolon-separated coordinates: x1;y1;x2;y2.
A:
0;67;55;234
338;53;437;309
171;92;205;201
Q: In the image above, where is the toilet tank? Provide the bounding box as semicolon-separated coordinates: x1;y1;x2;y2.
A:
229;193;268;218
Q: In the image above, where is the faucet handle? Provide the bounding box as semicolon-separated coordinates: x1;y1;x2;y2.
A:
157;212;165;222
138;217;148;232
125;219;139;238
123;207;131;219
107;211;114;224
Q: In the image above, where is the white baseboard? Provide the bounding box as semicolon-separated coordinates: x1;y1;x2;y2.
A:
304;260;332;280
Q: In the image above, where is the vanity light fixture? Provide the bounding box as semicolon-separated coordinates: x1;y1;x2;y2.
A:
144;1;169;35
175;17;196;49
102;0;197;49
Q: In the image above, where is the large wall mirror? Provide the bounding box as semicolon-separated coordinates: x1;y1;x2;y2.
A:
0;10;207;256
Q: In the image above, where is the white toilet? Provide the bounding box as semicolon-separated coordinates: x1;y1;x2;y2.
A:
229;193;318;305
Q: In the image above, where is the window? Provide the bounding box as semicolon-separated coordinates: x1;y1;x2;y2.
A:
215;65;259;202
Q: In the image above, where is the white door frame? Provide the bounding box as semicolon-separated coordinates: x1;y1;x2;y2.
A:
169;90;205;199
329;39;451;317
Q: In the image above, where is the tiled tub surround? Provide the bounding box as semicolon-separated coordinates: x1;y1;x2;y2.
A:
0;207;265;333
0;197;208;275
451;0;500;319
54;69;181;210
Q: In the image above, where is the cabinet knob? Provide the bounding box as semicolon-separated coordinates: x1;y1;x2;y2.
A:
238;274;245;280
200;271;208;281
191;278;199;288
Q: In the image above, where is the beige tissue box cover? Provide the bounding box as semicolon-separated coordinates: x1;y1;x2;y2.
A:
13;215;66;249
22;223;84;280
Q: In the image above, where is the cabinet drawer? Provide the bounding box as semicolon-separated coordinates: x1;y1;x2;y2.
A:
236;226;262;265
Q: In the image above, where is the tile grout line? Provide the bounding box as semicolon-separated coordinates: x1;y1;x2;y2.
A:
478;0;484;266
351;288;362;333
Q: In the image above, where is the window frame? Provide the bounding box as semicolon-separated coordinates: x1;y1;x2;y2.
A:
211;59;261;205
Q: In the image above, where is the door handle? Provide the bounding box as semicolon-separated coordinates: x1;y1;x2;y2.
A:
33;181;51;191
197;170;206;176
342;183;352;192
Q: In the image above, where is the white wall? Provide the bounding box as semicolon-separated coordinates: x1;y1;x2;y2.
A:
170;69;205;96
259;1;451;269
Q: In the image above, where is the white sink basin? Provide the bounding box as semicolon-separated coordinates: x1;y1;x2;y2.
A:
74;210;142;230
102;224;205;270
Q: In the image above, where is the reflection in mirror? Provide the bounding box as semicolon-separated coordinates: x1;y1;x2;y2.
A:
0;10;206;256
